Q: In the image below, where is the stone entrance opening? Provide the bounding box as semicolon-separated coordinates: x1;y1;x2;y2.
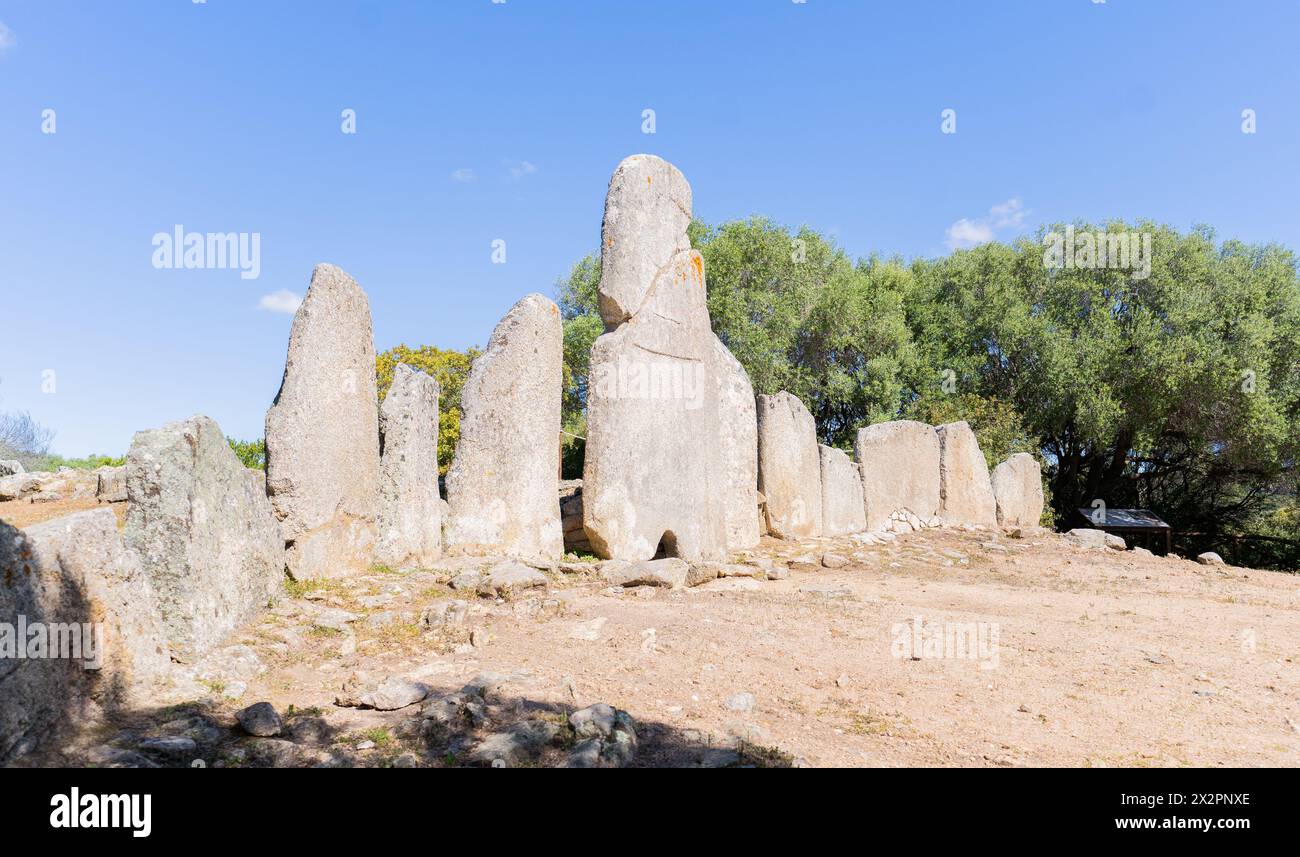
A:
654;530;679;559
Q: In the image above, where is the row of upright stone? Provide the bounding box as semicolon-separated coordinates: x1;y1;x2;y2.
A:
756;399;1043;540
261;263;565;580
0;150;1044;764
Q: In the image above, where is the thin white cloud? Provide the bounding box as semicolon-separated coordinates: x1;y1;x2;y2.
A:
506;159;537;180
0;22;15;55
258;290;302;315
945;219;995;249
450;167;476;183
990;197;1026;229
945;197;1027;249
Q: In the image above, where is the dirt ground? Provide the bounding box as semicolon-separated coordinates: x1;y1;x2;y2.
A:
0;496;125;530
21;510;1297;768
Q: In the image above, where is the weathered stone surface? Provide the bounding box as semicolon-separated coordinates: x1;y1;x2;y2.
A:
563;704;638;768
854;420;941;532
596;154;693;327
757;392;822;539
125;415;283;660
1;510;171;762
0;473;40;501
1197;551;1226;566
819;445;867;536
821;552;850;569
559;481;593;554
583;155;728;563
936;421;998;528
445;294;563;559
1065;528;1126;551
476;561;548;598
95;466;127;503
265;263;380;580
714;336;761;552
990;453;1043;528
359;677;431;711
375;363;442;568
469;719;562;767
0;460;23;476
237;702;283;737
602;558;689;589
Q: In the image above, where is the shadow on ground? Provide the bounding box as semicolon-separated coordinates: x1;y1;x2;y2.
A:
8;682;795;769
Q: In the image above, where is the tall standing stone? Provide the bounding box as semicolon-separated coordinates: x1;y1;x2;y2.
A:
265;264;380;579
444;294;563;559
125;415;283;661
376;364;442;568
583;155;728;562
756;391;822;539
991;452;1044;528
855;420;941;532
936;421;998;527
713;336;760;552
819;444;867;536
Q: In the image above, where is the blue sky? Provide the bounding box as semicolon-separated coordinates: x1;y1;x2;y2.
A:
2;0;1298;456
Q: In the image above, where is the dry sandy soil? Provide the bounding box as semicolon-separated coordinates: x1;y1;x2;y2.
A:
0;495;124;530
8;494;1299;768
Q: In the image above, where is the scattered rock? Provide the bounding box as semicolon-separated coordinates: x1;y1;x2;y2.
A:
95;466;127;503
346;676;432;711
312;608;359;631
563;704;638;768
821;552;849;569
601;558;689;589
245;738;301;767
1197;552;1226;566
764;563;789;581
686;562;722;587
392;751;420;768
449;571;483;591
1065;528;1126;551
468;719;563;767
138;736;197;760
236;702;283;737
476;561;548;598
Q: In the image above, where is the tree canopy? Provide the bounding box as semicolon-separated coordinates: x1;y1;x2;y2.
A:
376;344;481;475
556;218;1300;567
